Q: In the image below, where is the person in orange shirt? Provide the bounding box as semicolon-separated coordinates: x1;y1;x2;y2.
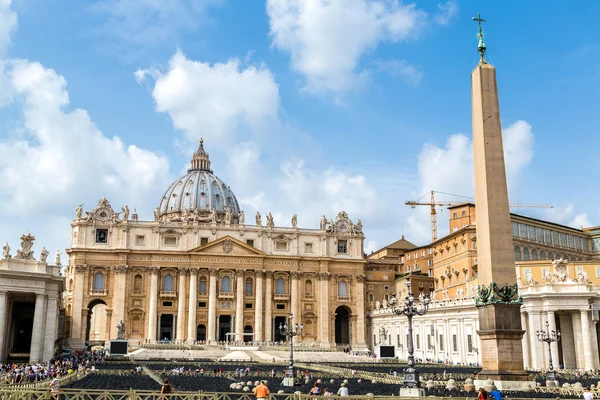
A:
253;381;270;400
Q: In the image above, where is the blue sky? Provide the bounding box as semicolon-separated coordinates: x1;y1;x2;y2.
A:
0;0;599;257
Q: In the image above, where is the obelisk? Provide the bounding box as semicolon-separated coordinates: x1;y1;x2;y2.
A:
471;14;530;389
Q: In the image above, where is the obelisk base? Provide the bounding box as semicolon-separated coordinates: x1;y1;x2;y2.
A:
476;304;533;386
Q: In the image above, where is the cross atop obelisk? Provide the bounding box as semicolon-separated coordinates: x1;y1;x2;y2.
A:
472;13;487;62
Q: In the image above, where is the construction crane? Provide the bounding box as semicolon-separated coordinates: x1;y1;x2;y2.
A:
405;190;554;242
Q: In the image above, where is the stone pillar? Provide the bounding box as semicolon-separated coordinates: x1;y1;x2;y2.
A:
42;295;59;361
264;272;273;342
105;309;113;344
235;269;245;342
0;292;7;361
29;294;46;362
355;275;367;349
547;311;560;371
528;311;544;369
572;312;584;368
558;313;576;369
254;271;264;342
187;270;198;344
176;268;187;343
146;267;159;343
591;320;600;369
111;265;129;339
318;272;331;348
581;309;594;370
291;272;300;324
207;268;218;343
71;265;86;349
520;312;530;369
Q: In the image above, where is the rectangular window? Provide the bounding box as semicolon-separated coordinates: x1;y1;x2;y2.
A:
305;243;314;253
568;235;575;249
544;229;552;244
419;282;424;288
552;231;560;245
245;303;253;309
245;281;253;295
275;241;287;250
198;301;207;308
369;294;374;301
276;303;286;310
337;240;348;254
427;334;432;349
162;301;173;307
407;265;411;271
527;225;535;240
95;229;108;244
452;334;458;352
542;268;549;278
164;236;177;246
518;223;528;238
135;235;145;246
200;237;209;246
595;266;600;278
583;239;589;252
560;233;568;247
467;334;473;353
512;222;519;237
416;334;420;350
536;227;544;242
199;280;207;294
429;283;434;288
439;334;444;351
575;236;582;250
246;239;255;247
427;259;433;267
407;254;411;260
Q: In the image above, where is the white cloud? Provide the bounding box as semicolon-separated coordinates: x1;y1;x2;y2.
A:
375;59;423;86
434;1;458;25
0;0;17;56
266;0;426;95
138;51;280;144
569;213;592;229
407;120;536;243
89;0;222;46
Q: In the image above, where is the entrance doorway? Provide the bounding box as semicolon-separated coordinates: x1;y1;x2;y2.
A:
160;314;174;341
197;324;206;342
85;300;108;346
335;306;351;345
273;316;286;342
244;325;253;343
218;315;232;341
13;315;33;353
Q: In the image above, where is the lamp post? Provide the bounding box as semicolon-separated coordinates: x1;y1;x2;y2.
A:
279;313;303;386
389;278;430;388
536;320;560;381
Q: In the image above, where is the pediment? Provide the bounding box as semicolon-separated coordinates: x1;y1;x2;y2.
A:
190;236;265;256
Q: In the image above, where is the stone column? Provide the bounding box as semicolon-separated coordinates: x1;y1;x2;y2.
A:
291;272;300;323
355;275;367;349
318;272;331;348
591;320;600;369
29;294;46;362
581;309;594;370
176;268;187;343
254;271;264;342
187;270;197;344
547;311;560;371
207;268;218;343
0;292;7;361
558;313;576;369
146;267;159;343
528;311;544;369
71;265;86;349
235;269;245;342
42;295;59;361
111;265;129;339
572;312;584;368
264;272;273;342
105;309;113;344
520;312;530;369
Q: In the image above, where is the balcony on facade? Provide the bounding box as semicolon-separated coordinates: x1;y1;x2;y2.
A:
160;291;177;298
218;291;234;299
132;289;145;296
274;293;290;300
89;289;107;296
337;295;351;302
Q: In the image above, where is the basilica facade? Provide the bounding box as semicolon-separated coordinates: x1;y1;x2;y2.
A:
64;141;368;351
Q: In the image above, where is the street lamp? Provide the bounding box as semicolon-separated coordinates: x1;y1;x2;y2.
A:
389;277;430;388
536;320;560;381
279;313;303;386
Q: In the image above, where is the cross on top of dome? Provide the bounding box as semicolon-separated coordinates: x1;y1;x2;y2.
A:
189;138;212;172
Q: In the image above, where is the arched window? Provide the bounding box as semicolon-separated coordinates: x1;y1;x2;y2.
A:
531;249;538;260
523;248;530;261
163;274;174;292
245;278;253;295
131;316;141;333
548;252;554;260
304;280;313;297
133;274;143;291
540;250;547;260
221;276;231;292
68;279;73;291
275;278;285;294
198;276;207;294
338;281;348;298
93;273;104;290
514;246;522;261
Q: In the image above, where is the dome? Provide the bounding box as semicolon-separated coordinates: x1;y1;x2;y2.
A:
157;140;240;222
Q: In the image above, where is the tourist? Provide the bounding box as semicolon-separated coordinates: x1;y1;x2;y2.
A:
337;383;349;397
49;373;60;399
309;382;321;396
584;387;594;400
323;388;332;396
161;378;172;394
489;387;503;400
478;387;487;400
253;380;270;400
